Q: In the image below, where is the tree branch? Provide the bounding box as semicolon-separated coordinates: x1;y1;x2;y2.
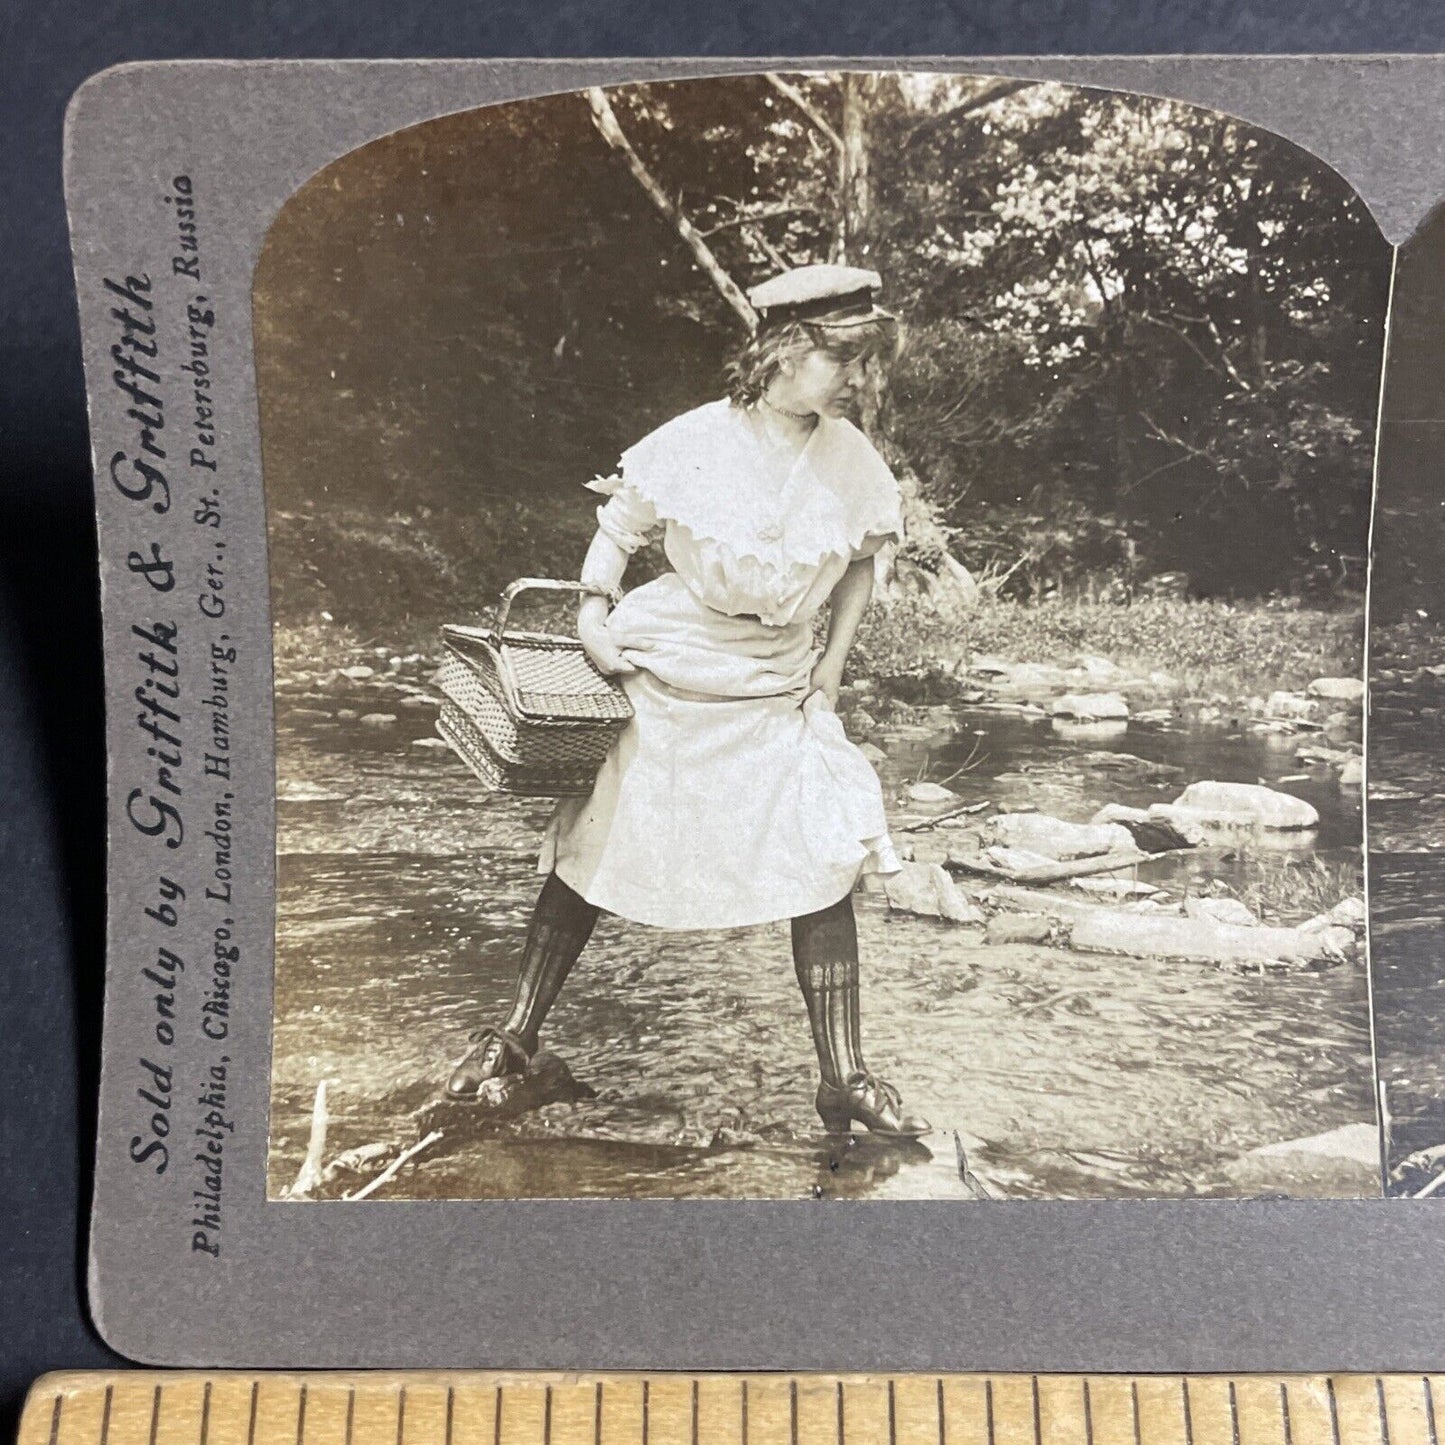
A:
902;79;1038;145
584;87;757;330
695;202;821;238
763;73;844;153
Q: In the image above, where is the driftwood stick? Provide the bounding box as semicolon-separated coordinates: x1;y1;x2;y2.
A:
949;845;1194;885
285;1080;329;1200
344;1131;444;1202
900;800;991;833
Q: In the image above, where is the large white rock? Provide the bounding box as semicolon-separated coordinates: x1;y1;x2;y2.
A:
1076;653;1124;682
905;781;961;808
1339;756;1364;789
1265;691;1320;721
1218;1122;1381;1197
1091;803;1151;826
984;845;1063;874
986;912;1053;945
883;863;984;924
989;812;1135;860
1184;896;1259;927
1307;676;1365;702
1168;781;1319;831
1050;692;1130;721
1070;911;1350;964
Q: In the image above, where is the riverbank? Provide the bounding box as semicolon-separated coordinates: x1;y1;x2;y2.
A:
275;592;1362;711
851;591;1362;707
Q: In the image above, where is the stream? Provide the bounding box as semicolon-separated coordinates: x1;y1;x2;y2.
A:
267;665;1373;1201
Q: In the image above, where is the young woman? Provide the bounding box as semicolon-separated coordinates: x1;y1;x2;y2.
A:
447;264;928;1139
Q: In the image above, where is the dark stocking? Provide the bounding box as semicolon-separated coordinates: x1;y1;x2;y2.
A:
791;893;865;1088
501;871;599;1052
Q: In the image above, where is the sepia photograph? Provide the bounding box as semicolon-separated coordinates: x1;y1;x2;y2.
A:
256;71;1388;1202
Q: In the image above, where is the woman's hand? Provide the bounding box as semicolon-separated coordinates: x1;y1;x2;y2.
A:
807;651;846;708
578;595;635;676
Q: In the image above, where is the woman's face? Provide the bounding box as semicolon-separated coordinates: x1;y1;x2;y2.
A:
778;345;870;418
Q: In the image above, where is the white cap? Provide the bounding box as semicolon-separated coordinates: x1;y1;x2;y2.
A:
747;264;891;328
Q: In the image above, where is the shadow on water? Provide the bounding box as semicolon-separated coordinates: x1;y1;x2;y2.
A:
266;669;1373;1201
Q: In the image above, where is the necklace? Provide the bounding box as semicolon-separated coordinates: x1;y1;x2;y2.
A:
760;394;816;425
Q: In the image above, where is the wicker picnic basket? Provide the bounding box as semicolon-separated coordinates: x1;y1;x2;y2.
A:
436;578;633;797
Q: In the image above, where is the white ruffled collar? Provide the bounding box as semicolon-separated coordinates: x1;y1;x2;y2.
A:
590;399;899;568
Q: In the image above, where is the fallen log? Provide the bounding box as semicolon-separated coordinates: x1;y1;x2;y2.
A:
1070;911;1355;966
948;846;1193;885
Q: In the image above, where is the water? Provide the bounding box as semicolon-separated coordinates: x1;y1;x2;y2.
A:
267;665;1373;1201
1367;658;1445;1189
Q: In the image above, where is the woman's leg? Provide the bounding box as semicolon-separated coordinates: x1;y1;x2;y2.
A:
791;892;930;1138
790;894;863;1088
446;871;599;1099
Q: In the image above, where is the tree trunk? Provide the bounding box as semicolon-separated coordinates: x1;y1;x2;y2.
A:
584;88;757;331
839;74;976;606
840;73;881;436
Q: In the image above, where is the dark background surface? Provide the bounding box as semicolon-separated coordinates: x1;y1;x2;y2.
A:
6;3;1445;1434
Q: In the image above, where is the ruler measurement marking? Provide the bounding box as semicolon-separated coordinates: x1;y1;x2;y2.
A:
36;1373;1445;1445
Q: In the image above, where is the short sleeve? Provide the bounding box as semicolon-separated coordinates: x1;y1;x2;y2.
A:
586;472;660;555
848;477;904;561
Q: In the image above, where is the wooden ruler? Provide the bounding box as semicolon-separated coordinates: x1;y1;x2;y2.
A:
17;1373;1443;1445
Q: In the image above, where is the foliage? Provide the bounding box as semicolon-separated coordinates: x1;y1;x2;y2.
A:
255;73;1390;634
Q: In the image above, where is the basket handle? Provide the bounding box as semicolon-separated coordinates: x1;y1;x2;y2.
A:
492;578;622;648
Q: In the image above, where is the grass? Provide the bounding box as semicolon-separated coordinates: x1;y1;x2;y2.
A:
851;591;1363;702
1223;855;1363;927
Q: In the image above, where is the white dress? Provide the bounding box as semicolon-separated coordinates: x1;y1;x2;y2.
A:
539;398;904;929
